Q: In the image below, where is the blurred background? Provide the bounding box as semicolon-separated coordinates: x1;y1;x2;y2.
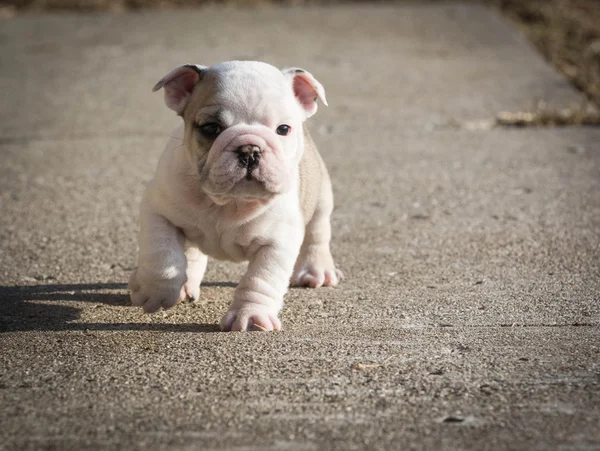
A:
1;0;599;107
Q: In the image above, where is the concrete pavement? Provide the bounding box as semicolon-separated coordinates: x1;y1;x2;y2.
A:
1;4;599;450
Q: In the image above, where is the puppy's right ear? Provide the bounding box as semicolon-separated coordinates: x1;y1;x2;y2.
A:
152;65;205;115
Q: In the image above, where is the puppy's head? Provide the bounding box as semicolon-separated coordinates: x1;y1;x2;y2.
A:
153;61;327;203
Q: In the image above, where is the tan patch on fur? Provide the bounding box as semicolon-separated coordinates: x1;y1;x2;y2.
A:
298;124;327;225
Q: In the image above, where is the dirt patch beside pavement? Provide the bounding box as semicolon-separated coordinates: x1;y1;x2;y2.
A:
2;0;599;107
491;0;600;107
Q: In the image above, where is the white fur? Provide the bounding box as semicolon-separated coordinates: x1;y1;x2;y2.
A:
130;62;320;331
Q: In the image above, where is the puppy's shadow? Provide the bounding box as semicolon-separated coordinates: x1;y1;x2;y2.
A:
0;282;234;333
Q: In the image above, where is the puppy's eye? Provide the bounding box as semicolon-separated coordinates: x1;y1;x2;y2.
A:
276;124;291;136
198;123;222;139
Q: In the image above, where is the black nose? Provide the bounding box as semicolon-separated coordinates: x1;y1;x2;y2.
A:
236;145;261;177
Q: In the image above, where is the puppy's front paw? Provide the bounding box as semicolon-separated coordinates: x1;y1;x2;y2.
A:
220;303;281;332
291;246;343;288
292;266;342;288
129;269;187;313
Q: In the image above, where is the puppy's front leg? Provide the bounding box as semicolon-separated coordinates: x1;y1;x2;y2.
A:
221;238;301;332
129;210;188;313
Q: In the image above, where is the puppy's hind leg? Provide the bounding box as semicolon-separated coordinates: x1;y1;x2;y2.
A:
182;241;208;302
291;174;342;288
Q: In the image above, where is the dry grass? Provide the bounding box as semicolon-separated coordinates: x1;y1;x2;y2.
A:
495;104;600;127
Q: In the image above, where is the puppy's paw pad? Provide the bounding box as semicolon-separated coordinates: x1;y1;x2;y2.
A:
221;305;281;332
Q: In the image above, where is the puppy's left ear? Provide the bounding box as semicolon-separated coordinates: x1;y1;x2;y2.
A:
152;64;206;115
283;68;328;119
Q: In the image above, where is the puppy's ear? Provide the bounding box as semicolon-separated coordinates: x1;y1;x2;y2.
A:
152;64;206;115
282;68;328;119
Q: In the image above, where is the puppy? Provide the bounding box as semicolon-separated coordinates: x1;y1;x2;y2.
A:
129;61;341;331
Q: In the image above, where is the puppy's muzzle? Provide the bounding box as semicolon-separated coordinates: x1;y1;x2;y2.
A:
236;144;261;180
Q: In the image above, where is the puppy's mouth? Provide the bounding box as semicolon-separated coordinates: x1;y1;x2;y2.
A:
201;171;278;204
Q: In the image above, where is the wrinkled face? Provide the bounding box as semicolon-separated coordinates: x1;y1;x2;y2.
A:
153;61;327;204
185;64;303;202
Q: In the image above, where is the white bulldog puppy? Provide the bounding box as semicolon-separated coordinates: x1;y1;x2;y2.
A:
129;61;341;331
